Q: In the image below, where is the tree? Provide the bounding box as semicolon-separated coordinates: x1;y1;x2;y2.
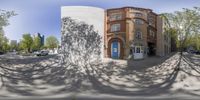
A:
45;36;59;49
0;31;10;52
163;7;200;53
21;34;33;53
1;37;10;52
10;40;18;51
0;30;5;51
0;10;16;52
32;36;41;51
18;40;24;51
185;34;200;50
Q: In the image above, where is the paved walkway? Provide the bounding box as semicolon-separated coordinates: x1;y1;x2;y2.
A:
0;52;200;99
103;52;176;71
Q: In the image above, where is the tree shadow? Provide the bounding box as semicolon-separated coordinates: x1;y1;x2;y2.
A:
127;53;176;71
0;51;200;98
83;53;181;96
178;53;200;80
0;55;56;65
0;55;63;96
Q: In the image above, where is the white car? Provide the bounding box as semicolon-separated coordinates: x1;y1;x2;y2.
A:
36;50;49;56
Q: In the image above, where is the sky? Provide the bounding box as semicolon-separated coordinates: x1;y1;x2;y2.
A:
1;0;200;42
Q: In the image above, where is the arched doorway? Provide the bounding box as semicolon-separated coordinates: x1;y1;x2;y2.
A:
108;38;124;59
111;40;120;58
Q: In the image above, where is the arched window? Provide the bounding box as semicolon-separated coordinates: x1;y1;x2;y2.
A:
135;31;142;39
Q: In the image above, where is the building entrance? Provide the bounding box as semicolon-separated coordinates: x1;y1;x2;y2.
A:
111;40;120;59
148;42;156;56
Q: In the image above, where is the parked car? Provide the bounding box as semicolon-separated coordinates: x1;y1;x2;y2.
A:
0;51;4;55
189;50;200;55
36;50;49;56
33;51;39;55
195;51;200;55
189;50;196;54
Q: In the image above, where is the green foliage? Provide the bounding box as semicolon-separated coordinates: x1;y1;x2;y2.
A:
45;36;59;49
0;31;4;51
0;32;10;52
10;41;18;51
21;34;33;53
0;10;17;27
0;10;16;52
40;45;47;50
162;7;200;51
186;34;200;50
32;36;41;51
1;37;10;52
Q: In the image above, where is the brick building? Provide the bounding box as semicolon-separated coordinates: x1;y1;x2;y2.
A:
104;7;171;59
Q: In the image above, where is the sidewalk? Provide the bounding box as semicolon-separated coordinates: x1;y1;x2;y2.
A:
0;94;200;100
103;52;176;71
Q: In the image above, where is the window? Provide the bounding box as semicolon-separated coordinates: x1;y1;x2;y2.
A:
136;47;140;53
134;12;143;17
148;16;155;26
131;12;143;17
134;19;143;25
149;30;155;38
148;15;154;20
149;20;154;26
111;24;120;32
110;13;122;21
135;31;142;39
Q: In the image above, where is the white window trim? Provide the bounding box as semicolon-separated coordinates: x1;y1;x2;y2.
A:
110;13;122;21
134;12;143;17
134;19;143;25
135;31;142;39
149;30;155;38
133;46;144;54
111;24;120;32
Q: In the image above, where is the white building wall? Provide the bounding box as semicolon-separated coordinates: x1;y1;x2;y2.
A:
61;6;105;59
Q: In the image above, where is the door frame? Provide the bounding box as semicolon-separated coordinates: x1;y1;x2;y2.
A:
111;40;120;59
133;46;144;59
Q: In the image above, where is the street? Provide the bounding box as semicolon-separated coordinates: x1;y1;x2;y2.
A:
0;52;200;100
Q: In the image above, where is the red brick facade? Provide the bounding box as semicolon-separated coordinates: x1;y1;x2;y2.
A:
104;7;163;59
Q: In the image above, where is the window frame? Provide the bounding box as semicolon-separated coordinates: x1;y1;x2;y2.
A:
149;30;155;38
136;47;141;53
111;24;121;32
135;31;142;39
134;19;144;25
110;13;122;21
134;12;143;17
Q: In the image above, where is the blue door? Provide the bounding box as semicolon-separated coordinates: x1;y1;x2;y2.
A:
112;41;119;59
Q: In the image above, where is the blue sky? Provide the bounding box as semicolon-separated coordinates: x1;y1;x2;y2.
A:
1;0;200;42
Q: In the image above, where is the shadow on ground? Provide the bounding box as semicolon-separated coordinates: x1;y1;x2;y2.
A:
0;52;200;98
